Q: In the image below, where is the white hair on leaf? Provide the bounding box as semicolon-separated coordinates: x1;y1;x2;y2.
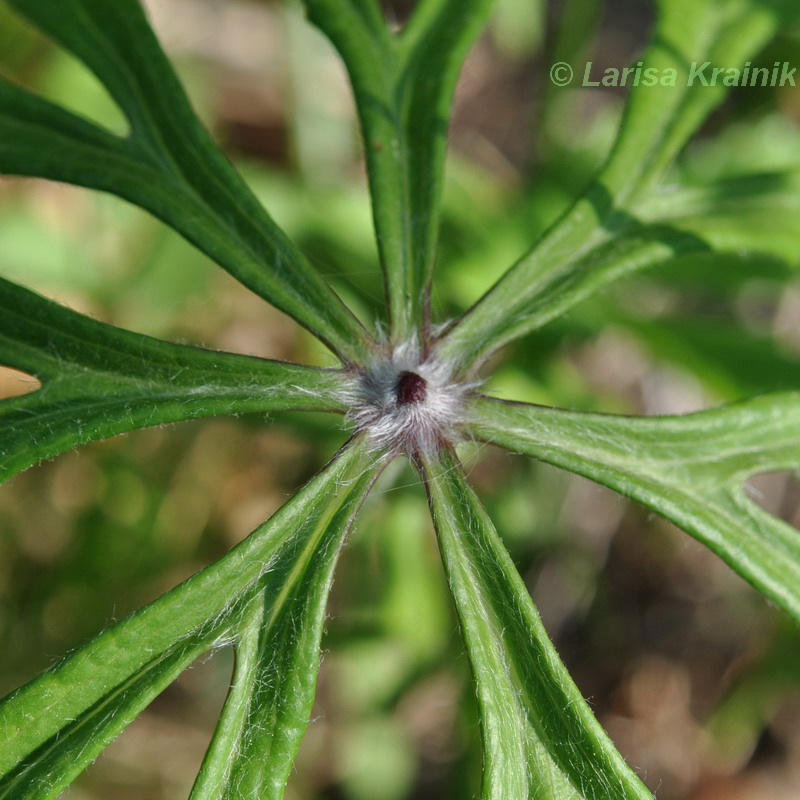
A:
339;337;476;456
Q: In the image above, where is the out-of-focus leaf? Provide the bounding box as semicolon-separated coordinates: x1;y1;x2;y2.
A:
634;170;800;261
612;313;800;397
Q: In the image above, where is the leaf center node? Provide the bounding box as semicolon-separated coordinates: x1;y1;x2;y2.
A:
340;338;475;455
395;370;427;405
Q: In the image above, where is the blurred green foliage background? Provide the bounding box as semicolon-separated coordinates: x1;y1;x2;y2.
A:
2;0;800;798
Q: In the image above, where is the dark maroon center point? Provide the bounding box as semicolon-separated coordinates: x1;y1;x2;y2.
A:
395;370;427;405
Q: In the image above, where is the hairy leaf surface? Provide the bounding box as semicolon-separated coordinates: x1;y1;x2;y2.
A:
191;458;378;799
421;447;653;800
1;0;372;361
302;0;494;340
0;440;379;799
467;394;800;624
436;0;798;369
0;278;346;483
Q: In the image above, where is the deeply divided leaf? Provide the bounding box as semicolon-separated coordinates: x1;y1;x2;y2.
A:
467;394;800;625
302;0;495;341
2;0;372;362
420;447;653;800
0;278;346;483
0;439;381;800
435;0;798;370
191;457;378;799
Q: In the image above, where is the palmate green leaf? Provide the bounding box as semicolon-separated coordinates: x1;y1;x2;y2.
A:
1;0;372;363
434;170;800;358
467;394;800;624
435;171;800;373
0;438;380;800
302;0;494;342
436;0;798;370
419;447;653;800
0;277;346;483
190;458;379;800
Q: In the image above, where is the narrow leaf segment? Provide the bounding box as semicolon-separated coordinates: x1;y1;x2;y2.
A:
0;278;346;484
1;0;372;362
0;438;381;800
191;454;379;799
302;0;495;343
420;446;653;800
435;0;798;370
467;393;800;626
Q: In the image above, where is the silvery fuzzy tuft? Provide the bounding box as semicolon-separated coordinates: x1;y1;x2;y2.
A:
340;337;476;455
